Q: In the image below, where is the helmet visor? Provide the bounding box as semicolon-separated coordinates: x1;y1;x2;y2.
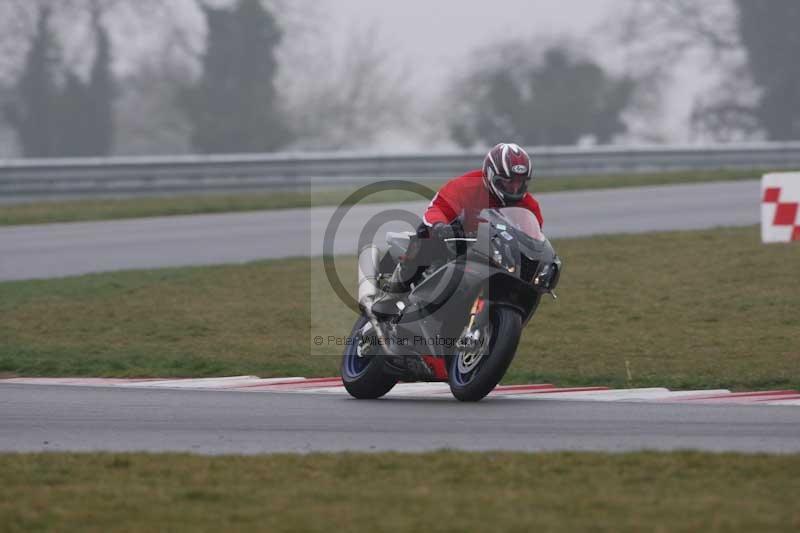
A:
496;175;528;195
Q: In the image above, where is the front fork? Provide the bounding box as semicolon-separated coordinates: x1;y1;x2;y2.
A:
457;291;490;356
410;292;489;382
465;291;487;333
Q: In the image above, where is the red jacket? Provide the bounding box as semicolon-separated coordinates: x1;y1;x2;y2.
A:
423;170;544;233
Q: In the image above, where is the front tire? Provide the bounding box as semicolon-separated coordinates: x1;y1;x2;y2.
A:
341;315;397;399
449;306;522;402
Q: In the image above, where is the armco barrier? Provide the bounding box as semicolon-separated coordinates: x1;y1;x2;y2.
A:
2;142;800;203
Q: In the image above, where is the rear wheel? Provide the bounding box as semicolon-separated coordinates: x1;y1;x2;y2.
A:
341;315;397;399
448;306;522;402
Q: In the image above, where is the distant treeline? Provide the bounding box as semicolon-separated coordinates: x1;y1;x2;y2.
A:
0;0;798;158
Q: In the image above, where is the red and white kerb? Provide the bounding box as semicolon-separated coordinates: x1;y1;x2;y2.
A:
762;172;800;243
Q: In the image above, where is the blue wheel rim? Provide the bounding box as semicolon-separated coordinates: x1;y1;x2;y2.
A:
451;323;492;386
451;359;477;386
343;317;373;379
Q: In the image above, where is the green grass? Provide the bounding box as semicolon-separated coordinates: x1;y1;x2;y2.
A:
1;451;798;532
0;169;763;226
0;225;798;390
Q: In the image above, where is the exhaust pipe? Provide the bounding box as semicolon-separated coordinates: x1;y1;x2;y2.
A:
357;244;381;309
357;245;397;350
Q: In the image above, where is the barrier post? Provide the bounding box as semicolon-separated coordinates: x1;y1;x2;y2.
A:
761;172;800;243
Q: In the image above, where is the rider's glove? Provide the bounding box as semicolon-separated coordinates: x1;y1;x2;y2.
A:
431;222;455;242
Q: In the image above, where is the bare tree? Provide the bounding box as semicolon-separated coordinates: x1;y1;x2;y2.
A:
0;0;169;77
611;0;764;142
282;24;415;150
0;0;181;156
615;0;800;142
1;0;414;156
615;0;740;78
114;49;195;155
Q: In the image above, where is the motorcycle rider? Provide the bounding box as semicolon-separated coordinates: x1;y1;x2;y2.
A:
367;142;544;319
424;142;543;236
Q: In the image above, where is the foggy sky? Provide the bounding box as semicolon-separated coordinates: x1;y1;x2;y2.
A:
319;0;712;145
326;0;615;79
0;0;715;157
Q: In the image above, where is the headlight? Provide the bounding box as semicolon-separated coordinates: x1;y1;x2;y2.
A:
532;264;549;287
533;261;560;290
491;243;516;273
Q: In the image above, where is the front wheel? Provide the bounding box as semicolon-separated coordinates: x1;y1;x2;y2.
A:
449;306;522;402
341;315;398;399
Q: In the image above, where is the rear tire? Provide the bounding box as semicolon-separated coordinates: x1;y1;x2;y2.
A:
449;306;522;402
341;315;397;399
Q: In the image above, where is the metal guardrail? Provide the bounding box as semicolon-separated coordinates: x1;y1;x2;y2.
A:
2;142;800;203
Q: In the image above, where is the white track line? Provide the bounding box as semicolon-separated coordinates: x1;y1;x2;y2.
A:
122;376;270;389
1;377;797;406
501;388;673;401
1;377;162;386
759;399;800;406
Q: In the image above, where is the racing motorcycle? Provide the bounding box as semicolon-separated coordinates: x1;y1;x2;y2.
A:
341;207;561;402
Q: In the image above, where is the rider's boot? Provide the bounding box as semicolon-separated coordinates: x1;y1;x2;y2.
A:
369;262;412;320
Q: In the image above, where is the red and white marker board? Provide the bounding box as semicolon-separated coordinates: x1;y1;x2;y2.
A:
762;172;800;243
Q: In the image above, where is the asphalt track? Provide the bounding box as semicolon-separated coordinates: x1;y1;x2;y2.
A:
0;180;759;281
1;384;799;454
1;178;783;456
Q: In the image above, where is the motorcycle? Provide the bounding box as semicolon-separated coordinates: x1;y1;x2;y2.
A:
341;206;561;402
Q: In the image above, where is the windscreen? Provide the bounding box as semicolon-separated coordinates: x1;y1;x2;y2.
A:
495;207;545;242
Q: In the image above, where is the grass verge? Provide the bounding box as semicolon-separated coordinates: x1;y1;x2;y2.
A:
1;451;798;532
0;225;797;390
0;169;762;226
